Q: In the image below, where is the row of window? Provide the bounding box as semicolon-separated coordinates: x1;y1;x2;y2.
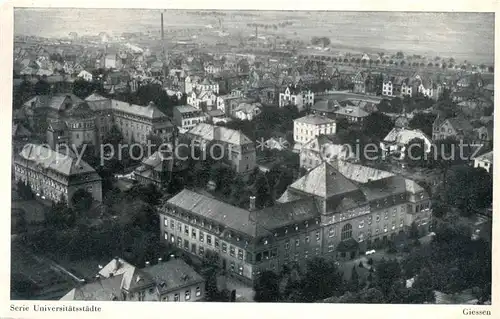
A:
167;287;202;302
164;230;244;260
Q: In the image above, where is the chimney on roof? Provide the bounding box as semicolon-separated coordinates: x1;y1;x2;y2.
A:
249;195;256;211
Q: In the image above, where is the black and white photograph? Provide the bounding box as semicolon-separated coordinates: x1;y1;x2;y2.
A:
5;3;495;310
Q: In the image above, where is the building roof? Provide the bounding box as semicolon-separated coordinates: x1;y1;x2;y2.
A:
335;160;395;184
143;259;204;294
110;100;167;120
475;150;493;163
294;115;336;126
446;117;474;134
334;106;370;118
255;198;319;231
289;162;361;199
187;123;253;145
23;94;84;112
383;128;431;145
175;105;200;114
360;175;409;201
312;100;340;113
60;275;124;301
234;102;262;114
17;144;97;177
98;257;155;291
166;189;258;237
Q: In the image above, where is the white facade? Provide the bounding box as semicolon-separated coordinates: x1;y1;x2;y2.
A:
187;91;217;109
279;87;314;112
382;81;393;96
77;70;93;82
293;115;337;150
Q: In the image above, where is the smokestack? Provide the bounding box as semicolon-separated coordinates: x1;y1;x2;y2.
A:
249;196;256;211
161;12;164;40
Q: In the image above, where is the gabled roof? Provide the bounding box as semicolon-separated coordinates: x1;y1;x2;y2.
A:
360;175;409;201
187;123;253;145
167;189;258;237
335;160;395;184
334;106;369;118
445;117;474;134
110;100;167;120
475;150;493;163
98;258;155;291
255;198;319;231
312;100;340;113
383;128;431;145
289;162;361;199
143;259;204;294
294;114;336;125
17;144;97;177
61;275;124;301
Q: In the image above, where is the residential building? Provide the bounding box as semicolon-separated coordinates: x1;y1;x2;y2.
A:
13;143;102;203
77;70;93;82
334;104;370;124
279;86;314;112
160;162;431;283
185;76;219;95
187;89;217;110
414;75;442;100
432;114;474;141
382;76;412;97
293;115;337;151
143;258;205;302
352;71;370;94
184;123;256;174
380;128;432;160
474;151;493;173
173;105;207;131
232;102;262;121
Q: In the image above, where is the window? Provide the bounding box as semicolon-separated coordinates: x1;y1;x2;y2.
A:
271;249;277;258
305;221;309;228
358;232;364;242
230;246;235;257
238;265;243;275
295;239;300;247
305;250;309;259
199;246;204;256
384;225;388;233
177;237;182;247
359;220;364;228
376;228;380;234
163;218;168;227
207;235;212;245
170;219;175;229
196;287;201;297
178;223;182;232
185;290;191;301
315;247;320;255
329;227;336;237
215;238;220;248
284;227;288;234
384;211;389;220
191;243;196;253
184;239;189;250
238;249;244;260
174;293;179;301
328;244;334;252
376;214;380;222
222;242;227;253
305;236;310;243
285;241;290;250
184;225;189;235
368;215;372;225
401;206;406;213
192;229;197;239
294;253;299;261
199;232;204;242
230;262;235;272
164;231;168;240
316;231;321;241
294;224;299;231
392;222;396;230
400;218;404;227
341;223;353;241
393;208;397;217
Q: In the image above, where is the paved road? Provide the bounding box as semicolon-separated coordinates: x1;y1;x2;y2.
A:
315;91;384;103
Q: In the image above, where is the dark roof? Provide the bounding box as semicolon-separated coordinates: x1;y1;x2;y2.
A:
61;275;124;301
255;198;319;231
289;162;361;199
360;175;409;201
447;117;474;133
143;259;204;294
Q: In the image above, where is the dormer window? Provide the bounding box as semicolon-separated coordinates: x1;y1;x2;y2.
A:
263;239;268;245
294;224;299;231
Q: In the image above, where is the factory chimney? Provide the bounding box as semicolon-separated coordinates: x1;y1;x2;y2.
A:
161;12;164;40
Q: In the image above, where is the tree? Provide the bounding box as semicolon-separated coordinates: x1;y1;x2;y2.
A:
301;257;343;301
254;271;281;302
408;112;436;137
404;138;427;167
71;189;93;212
34;78;50;95
408;267;436;303
396;51;405;59
376;258;402;296
350;266;360;292
363;112;394;142
409;221;420;239
253;172;273;208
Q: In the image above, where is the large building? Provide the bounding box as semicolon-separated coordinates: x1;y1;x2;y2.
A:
293;115;337;151
380;128;432;160
159;162;431;284
184;123;256;174
13;143;102;203
22;93;174;148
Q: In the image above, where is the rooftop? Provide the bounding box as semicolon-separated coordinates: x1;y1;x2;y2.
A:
143;259;204;294
294;115;336;126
